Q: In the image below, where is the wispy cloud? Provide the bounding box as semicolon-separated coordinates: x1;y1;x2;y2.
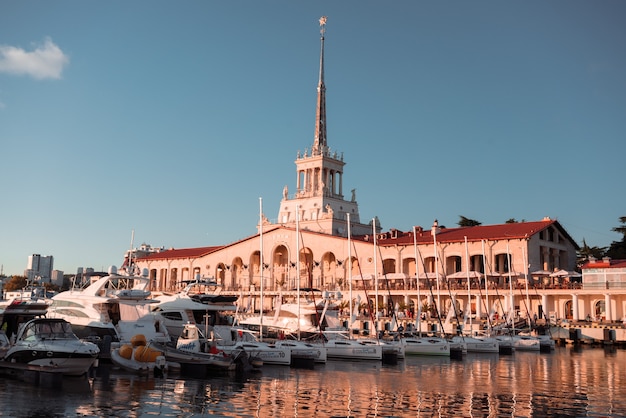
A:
0;37;69;80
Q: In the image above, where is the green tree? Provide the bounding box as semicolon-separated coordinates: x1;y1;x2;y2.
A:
577;239;606;266
2;276;28;291
606;216;626;260
458;216;481;227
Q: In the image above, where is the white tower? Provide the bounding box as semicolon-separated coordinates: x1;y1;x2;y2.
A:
277;17;376;237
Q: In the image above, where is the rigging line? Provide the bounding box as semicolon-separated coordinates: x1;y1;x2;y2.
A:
432;242;464;335
414;243;447;338
350;239;379;340
296;227;325;340
375;243;400;334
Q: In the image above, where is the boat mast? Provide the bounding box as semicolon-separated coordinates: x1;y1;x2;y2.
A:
413;226;421;337
465;236;472;334
432;220;441;318
373;218;379;322
348;213;353;328
296;210;301;340
259;197;264;342
521;245;531;328
506;242;514;333
482;240;490;322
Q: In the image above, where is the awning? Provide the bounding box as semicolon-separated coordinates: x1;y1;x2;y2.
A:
446;271;483;279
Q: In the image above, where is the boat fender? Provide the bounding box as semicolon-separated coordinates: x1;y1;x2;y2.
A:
134;346;164;363
130;334;147;347
119;344;133;359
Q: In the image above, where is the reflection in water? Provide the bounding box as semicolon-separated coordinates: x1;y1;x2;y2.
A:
0;346;624;417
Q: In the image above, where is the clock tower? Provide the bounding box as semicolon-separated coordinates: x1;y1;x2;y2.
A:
277;17;376;237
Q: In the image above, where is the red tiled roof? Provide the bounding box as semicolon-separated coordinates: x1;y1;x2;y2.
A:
369;219;578;248
137;246;223;261
581;259;626;269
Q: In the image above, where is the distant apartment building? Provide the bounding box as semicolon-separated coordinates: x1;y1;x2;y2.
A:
24;254;54;282
51;270;64;287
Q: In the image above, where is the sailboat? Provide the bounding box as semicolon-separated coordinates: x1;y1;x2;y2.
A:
456;237;499;354
400;226;450;357
492;244;540;352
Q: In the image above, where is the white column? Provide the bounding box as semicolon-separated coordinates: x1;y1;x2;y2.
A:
475;294;482;320
572;294;579;320
542;294;548;319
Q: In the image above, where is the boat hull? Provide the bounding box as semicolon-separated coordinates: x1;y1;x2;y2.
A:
402;337;450;356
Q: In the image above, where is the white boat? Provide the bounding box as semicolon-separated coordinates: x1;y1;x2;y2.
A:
1;318;99;376
0;296;51;342
512;334;541;351
451;334;499;354
110;334;180;375
152;280;238;340
518;330;555;351
401;336;450;356
164;323;248;372
274;339;327;364
315;331;382;361
213;325;291;366
47;266;155;342
0;332;10;358
238;292;342;340
490;334;515;354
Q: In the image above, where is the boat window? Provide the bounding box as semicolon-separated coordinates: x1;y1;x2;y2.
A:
160;312;183;321
52;309;90;318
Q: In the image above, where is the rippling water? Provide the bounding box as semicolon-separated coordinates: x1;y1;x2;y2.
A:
1;346;624;417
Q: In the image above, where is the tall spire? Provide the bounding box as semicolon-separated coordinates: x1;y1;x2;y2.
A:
312;16;327;154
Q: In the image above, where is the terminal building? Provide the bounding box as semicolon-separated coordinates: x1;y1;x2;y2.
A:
133;18;624;328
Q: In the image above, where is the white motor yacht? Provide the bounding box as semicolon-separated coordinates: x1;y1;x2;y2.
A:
47;266;154;342
152;280;238;340
1;318;99;376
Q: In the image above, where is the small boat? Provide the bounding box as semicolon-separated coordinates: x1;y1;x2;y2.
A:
315;331;383;361
453;335;500;354
163;323;246;373
518;331;555;351
213;325;291;366
152;280;239;340
0;332;10;358
110;334;180;375
1;318;99;376
512;334;541;351
492;335;515;354
274;339;327;367
401;336;450;357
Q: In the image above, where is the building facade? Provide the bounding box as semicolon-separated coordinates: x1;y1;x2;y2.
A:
24;254;54;282
132;18;626;325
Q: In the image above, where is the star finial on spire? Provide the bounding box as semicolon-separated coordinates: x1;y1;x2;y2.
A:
319;16;327;36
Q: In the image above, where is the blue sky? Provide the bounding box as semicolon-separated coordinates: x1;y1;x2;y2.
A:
1;1;624;276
